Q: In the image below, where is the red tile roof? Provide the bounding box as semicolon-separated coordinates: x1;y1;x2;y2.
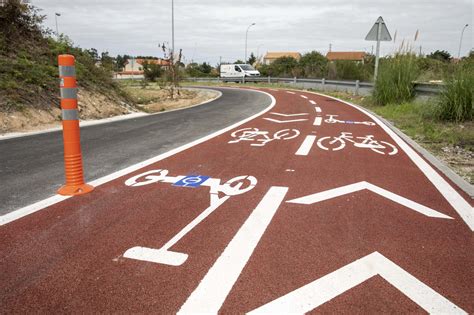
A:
326;52;366;61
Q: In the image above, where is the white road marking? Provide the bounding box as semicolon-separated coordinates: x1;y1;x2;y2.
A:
309;100;317;105
178;186;288;314
311;92;474;231
313;117;322;126
300;95;308;99
0;89;276;226
124;196;230;266
263;118;308;123
248;251;466;314
269;112;309;117
295;135;317;156
286;91;296;94
315;107;322;113
287;181;452;219
268;88;279;91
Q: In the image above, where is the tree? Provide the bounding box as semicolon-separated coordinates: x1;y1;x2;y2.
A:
299;51;327;78
269;56;299;77
427;50;452;62
142;61;163;82
234;59;245;64
86;48;99;62
247;52;257;65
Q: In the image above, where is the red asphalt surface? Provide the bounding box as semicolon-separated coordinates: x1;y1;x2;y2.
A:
1;88;473;313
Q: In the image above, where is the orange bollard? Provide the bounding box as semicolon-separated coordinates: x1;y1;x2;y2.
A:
57;54;94;196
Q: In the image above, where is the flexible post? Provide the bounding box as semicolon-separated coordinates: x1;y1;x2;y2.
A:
57;55;94;196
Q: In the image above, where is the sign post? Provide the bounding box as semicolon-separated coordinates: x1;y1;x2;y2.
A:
365;16;392;81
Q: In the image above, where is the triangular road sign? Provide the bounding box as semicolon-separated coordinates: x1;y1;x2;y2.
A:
365;16;392;41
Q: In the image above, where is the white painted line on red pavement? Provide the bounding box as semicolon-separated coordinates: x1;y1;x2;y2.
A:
263;118;308;123
286;91;296;94
313;117;322;126
0;89;276;226
315;107;322;113
310;91;474;231
309;100;317;105
287;181;452;219
300;95;308;99
295;136;317;156
269;112;309;117
178;186;288;314
249;251;466;314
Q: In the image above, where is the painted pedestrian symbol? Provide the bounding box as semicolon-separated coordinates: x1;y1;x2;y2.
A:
324;114;375;126
173;175;210;188
123;169;257;266
317;132;398;155
228;127;300;147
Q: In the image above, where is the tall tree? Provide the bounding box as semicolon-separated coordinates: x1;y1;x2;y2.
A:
247;52;257;65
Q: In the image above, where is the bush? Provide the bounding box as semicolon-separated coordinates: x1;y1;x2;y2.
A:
373;53;419;105
142;61;163;82
435;64;473;122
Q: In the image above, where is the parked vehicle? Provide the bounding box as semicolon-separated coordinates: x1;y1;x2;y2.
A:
220;64;260;82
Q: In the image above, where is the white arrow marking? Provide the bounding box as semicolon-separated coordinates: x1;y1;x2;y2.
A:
178;187;288;314
269;112;309;117
248;251;466;314
263;118;308;123
287;181;452;219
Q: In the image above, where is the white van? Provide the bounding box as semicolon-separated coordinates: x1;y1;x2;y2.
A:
220;64;260;82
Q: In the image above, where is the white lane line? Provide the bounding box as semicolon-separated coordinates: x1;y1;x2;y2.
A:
249;251;466;314
300;95;308;99
178;186;288;314
286;91;296;94
309;91;474;231
268;88;279;91
309;100;317;105
295;135;317;156
315;107;322;113
263;118;308;123
0;89;277;226
269;112;309;117
313;117;322;126
286;181;453;220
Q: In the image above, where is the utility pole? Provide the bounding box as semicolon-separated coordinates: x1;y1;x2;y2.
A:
171;0;175;56
55;13;61;39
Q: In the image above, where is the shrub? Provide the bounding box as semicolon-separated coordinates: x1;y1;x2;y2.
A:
435;64;473;122
372;53;419;105
142;61;163;82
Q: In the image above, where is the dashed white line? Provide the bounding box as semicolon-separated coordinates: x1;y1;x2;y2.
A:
315;107;322;113
313;117;322;126
300;95;308;99
286;91;296;94
309;100;317;105
295;135;317;156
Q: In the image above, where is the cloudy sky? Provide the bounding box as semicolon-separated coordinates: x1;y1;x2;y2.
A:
35;0;472;64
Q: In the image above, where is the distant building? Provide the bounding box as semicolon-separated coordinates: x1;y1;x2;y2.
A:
263;52;302;65
121;58;170;75
326;51;366;64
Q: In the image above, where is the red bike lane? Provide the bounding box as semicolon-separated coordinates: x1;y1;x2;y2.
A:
1;88;472;313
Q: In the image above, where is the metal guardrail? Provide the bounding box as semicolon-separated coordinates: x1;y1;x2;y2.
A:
184;76;443;96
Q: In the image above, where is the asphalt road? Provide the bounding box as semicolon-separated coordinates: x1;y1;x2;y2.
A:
0;87;271;215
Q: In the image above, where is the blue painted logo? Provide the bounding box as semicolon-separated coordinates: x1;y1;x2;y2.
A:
173;175;210;188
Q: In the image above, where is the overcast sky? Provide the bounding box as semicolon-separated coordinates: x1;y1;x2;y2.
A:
35;0;473;64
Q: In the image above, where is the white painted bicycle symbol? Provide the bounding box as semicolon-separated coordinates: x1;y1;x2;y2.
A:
324;114;375;126
229;128;300;147
317;132;398;155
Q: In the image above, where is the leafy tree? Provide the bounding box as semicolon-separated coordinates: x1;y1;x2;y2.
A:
142;61;163;82
234;59;245;64
299;51;327;78
427;50;452;62
269;56;299;77
247;52;257;65
86;48;99;62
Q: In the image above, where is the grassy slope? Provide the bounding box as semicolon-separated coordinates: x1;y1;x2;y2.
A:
0;3;131;114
